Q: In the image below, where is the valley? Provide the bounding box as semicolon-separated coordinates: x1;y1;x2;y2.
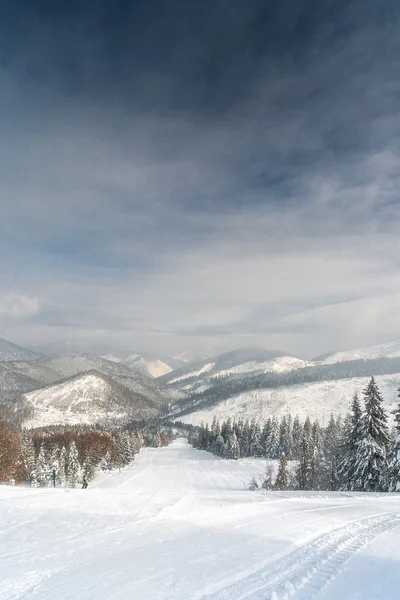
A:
2;337;400;428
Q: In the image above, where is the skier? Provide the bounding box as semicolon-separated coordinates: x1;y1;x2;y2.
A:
82;474;88;489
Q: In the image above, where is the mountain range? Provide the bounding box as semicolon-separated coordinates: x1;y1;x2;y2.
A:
2;337;400;428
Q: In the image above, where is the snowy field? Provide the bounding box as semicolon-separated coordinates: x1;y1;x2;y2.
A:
179;373;400;426
1;440;400;600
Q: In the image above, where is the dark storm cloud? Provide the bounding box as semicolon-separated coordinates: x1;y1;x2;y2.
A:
1;0;400;356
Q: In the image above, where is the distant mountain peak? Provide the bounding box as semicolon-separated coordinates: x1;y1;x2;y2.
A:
0;338;41;362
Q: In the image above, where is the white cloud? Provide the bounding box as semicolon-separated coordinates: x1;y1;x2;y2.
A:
0;293;42;318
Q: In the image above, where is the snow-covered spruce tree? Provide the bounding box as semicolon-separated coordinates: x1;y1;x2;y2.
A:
353;377;390;492
100;450;112;471
261;464;274;490
265;417;280;459
66;441;80;488
212;433;225;457
248;420;263;457
309;444;326;490
261;419;271;457
281;415;293;460
291;415;302;460
36;443;48;473
248;477;259;491
296;432;312;490
323;414;343;490
274;453;289;490
226;431;240;460
241;420;251;458
57;444;67;486
388;387;400;492
338;392;363;490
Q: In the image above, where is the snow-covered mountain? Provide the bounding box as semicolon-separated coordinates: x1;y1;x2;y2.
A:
0;338;41;362
168;342;400;425
37;353;180;407
122;353;183;378
0;344;183;426
177;373;400;426
160;346;299;392
317;339;400;365
23;370;156;428
0;362;42;399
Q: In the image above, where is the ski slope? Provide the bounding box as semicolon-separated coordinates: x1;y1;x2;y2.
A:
1;440;400;600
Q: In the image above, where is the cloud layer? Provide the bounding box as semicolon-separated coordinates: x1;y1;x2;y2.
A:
1;0;400;357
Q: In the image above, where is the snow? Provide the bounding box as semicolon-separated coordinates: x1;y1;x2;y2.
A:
0;338;39;362
168;362;215;384
179;373;400;426
216;356;311;377
320;339;400;364
37;353;177;406
23;372;129;428
1;439;400;600
100;354;122;363
122;354;174;377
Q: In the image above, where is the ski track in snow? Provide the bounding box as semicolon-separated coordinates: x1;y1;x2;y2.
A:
1;440;400;600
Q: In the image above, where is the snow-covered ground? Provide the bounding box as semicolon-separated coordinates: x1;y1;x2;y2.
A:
320;339;400;364
179;373;400;426
1;440;400;600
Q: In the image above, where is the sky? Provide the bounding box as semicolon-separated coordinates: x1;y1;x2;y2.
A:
1;0;400;359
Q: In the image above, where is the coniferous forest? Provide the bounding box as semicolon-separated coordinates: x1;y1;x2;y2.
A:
188;378;400;493
0;418;172;487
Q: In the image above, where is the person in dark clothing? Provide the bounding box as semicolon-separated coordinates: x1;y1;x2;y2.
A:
82;474;88;489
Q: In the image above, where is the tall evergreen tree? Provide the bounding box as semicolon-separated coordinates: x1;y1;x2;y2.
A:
323;414;341;490
291;415;302;460
353;378;390;492
261;464;274;490
67;442;80;488
274;453;289;490
265;418;280;459
388;387;400;492
226;431;240;460
36;443;48;473
338;392;363;490
296;433;312;490
249;421;263;457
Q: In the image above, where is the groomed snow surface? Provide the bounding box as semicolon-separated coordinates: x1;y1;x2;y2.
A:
1;440;400;600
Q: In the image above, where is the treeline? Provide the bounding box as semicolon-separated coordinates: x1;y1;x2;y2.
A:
0;419;172;487
172;358;400;418
189;412;344;491
189;377;400;493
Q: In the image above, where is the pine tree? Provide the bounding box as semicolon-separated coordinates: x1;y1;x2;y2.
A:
279;416;293;459
323;414;341;490
296;432;312;490
274;453;289;490
353;378;390;492
388;387;400;491
249;421;263;457
57;444;67;486
338;392;363;490
66;442;80;488
248;477;259;491
261;464;274;490
36;443;48;473
24;436;36;473
261;419;272;457
212;433;225;457
291;415;302;460
241;420;251;458
226;431;240;460
265;418;280;459
309;444;326;490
